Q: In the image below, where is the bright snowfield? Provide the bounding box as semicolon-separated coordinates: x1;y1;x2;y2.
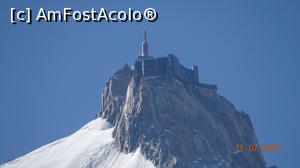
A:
1;118;155;168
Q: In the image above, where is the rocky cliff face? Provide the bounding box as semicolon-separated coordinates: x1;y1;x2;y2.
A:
98;64;266;168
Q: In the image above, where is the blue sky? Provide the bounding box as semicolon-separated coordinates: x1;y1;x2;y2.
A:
0;1;299;167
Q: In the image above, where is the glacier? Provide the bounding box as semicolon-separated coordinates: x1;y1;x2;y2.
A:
1;118;155;168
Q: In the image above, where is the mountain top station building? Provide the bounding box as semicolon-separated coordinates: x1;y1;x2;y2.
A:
134;30;217;91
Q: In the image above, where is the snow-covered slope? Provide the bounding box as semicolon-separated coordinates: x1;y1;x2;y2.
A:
1;118;155;168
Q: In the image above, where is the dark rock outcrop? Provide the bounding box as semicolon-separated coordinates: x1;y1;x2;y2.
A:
98;62;266;168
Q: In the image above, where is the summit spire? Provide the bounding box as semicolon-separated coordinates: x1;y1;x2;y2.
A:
141;29;149;56
144;29;147;43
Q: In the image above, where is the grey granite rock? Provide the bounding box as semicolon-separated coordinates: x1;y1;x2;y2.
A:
98;65;267;168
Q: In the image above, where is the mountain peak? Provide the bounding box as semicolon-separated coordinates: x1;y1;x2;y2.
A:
2;54;267;168
99;55;266;168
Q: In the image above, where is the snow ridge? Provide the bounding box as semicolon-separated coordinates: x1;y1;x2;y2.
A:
1;118;155;168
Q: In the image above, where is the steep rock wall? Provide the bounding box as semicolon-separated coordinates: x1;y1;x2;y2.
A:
99;65;266;168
